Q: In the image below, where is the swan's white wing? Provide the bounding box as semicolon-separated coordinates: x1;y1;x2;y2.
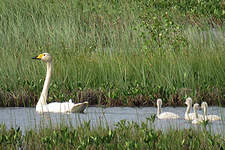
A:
207;115;221;121
157;112;180;119
36;102;71;113
36;101;88;113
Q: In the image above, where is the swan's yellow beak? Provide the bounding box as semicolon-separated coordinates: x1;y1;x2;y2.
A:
32;54;44;60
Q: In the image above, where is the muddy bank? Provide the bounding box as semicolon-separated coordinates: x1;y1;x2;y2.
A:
0;88;224;107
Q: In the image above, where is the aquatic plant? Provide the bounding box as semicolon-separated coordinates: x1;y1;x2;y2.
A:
0;120;224;150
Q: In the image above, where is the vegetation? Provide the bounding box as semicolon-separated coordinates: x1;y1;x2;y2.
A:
0;0;224;107
0;119;224;150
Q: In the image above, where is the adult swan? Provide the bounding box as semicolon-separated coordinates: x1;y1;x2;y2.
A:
32;53;88;113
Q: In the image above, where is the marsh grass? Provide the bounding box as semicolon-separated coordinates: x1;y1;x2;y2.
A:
0;0;224;106
0;119;224;150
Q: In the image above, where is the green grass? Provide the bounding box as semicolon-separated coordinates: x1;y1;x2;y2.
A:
0;119;224;150
0;0;224;107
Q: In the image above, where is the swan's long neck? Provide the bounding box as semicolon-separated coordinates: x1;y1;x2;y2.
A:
37;61;52;106
194;106;198;118
157;105;161;116
185;104;191;116
203;105;208;120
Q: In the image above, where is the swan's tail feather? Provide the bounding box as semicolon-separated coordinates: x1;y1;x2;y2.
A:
71;101;88;113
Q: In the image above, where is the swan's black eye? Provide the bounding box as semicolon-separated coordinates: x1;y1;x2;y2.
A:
43;54;46;56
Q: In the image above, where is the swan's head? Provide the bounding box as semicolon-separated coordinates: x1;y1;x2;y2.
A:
201;102;208;109
32;53;52;63
193;103;199;110
185;97;192;106
157;99;162;107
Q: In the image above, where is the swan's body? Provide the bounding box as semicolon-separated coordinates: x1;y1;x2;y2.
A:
192;103;204;124
33;53;88;113
156;99;180;119
36;101;88;113
201;102;221;121
185;97;203;120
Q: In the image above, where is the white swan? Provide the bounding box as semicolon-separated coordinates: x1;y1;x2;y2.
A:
185;97;203;120
201;102;221;121
192;103;204;124
156;99;180;119
32;53;88;113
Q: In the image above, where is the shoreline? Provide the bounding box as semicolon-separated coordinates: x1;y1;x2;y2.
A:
0;88;225;107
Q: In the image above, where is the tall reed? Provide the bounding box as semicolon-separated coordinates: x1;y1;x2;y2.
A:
0;0;224;106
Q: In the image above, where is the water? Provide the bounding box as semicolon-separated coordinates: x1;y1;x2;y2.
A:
0;106;224;134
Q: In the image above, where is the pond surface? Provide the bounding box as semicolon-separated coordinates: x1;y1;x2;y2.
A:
0;106;224;134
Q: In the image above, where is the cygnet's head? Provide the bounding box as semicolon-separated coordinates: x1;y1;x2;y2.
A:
201;102;208;109
32;53;52;63
157;99;162;107
185;97;192;106
193;103;199;110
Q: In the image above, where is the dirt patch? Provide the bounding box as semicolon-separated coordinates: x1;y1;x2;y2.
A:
76;89;106;105
0;89;38;107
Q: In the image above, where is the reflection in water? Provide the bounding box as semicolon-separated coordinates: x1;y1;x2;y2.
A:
0;107;224;134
